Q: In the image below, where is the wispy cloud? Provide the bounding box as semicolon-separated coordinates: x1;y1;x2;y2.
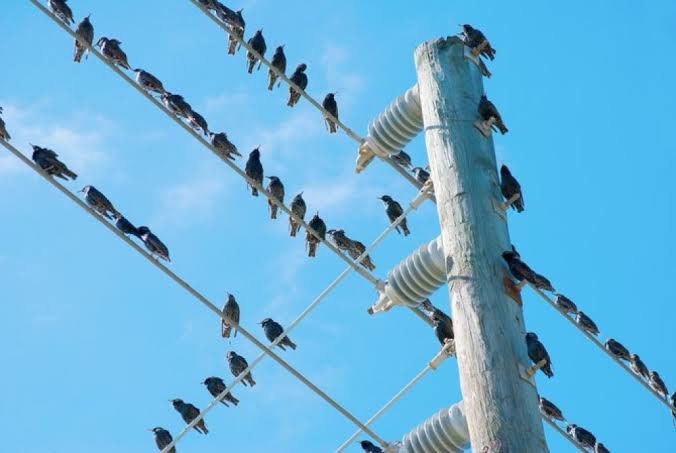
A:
200;91;251;115
320;43;365;109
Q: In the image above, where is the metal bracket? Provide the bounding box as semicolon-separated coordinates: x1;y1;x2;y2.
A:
430;340;457;369
355;141;377;174
474;117;495;138
518;363;538;389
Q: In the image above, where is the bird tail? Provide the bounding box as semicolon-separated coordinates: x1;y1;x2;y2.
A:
251;186;258;196
74;46;84;63
307;242;317;257
270;202;278;219
246;374;256;387
285;338;297;350
267;73;276;91
327;120;337;134
247;59;255;74
496;120;508;134
401;220;411;236
514;200;524;213
289;220;299;237
361;256;376;271
198;421;209;435
120;60;131;71
543;364;554;378
257;60;263;71
221;321;232;338
287;91;299;107
64;168;78;180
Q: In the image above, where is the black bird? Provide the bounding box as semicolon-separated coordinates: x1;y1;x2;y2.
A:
604;338;630;361
322;93;338;133
244;148;264;196
306;212;327;258
499;164;524;212
539;397;565;421
346;238;376;271
214;2;242;29
432;310;454;346
461;24;496;60
260;318;297;351
246;29;266;74
187;110;209;136
79;185;118;219
266;176;285;220
412;166;430;185
530;272;555;293
202;376;239;407
289;192;307;237
161;93;193;118
221;293;240;339
478;95;508;134
649;371;669;398
31;145;78;181
149;427;175;453
170;399;208;434
360;440;383;453
73;15;94;63
0;111;10;141
226;351;256;387
268;45;287;90
137;226;171;263
629;354;650;380
502;251;531;282
48;0;74;25
223;8;245;55
392;150;413;170
526;332;553;378
133;69;166;95
209;132;241;160
95;37;130;70
576;311;600;336
287;64;308;107
379;195;409;236
595;443;611;453
553;294;578;315
327;229;352;252
566;424;596;450
115;215;141;239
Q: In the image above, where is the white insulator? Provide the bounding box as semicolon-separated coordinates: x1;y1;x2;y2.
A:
400;403;470;453
366;85;423;158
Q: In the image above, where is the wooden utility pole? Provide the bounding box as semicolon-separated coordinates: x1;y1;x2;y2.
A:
414;37;548;452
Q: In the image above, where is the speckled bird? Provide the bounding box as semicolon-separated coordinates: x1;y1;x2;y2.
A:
531;272;555;292
478;95;508;134
79;185;118;219
287;64;308;107
322;93;338;133
327;229;352;251
246;29;266;74
360;440;383;453
629;354;650;380
170;399;208;434
137;226;171;263
576;311;600;336
160;93;193;118
539;397;565;421
48;0;74;25
260;318;297;351
649;371;669;398
244;148;263;196
202;376;239;407
150;427;175;453
553;294;578;315
379;195;410;236
31;145;77;181
306;212;327;258
226;351;256;387
268;45;287;90
209;132;241;160
187;110;209;136
391;150;413;170
526;332;553;378
289;192;306;237
461;24;495;60
566;424;596;450
221;293;240;339
133;69;166;95
115;215;141;239
500;164;524;212
346;238;376;271
96;37;130;70
432;310;454;346
604;338;630;361
73;15;94;63
266;176;285;220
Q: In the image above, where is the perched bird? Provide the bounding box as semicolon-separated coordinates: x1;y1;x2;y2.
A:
595;443;611;453
360;440;383;453
244;148;264;196
115;215;141;239
31;145;77;181
538;397;565;422
649;371;669;399
95;37;130;70
288;192;307;237
73;15;94;63
220;293;240;339
246;29;266;74
226;351;256;387
268;45;287;90
79;185;118;219
225;9;246;55
187;110;209;136
461;24;495;60
412;166;430;185
161;93;192;118
391;150;413;169
379;195;410;236
432;310;454;346
530;272;555;292
133;69;165;94
501;251;554;291
202;376;239;407
306;212;327;258
478;95;508;134
526;332;553;378
346;239;376;271
287;64;308;107
170;399;208;434
260;318;297;351
566;424;596;449
266;176;285;220
137;226;171;263
48;0;74;25
209;132;241;160
576;311;600;336
327;229;352;251
553;294;578;315
149;427;175;453
499;164;524;212
629;354;650;380
322;93;339;133
604;338;630;361
0;111;10;141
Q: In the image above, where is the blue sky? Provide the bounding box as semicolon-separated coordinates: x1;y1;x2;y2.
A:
1;1;675;452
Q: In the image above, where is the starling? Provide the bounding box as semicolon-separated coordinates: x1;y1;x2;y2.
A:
48;0;74;25
150;427;175;453
346;239;376;271
160;93;193;118
95;37;131;70
499;164;524;212
502;251;531;282
288;192;307;237
287;64;308;107
115;215;141;239
629;354;650;380
209;132;241;161
461;24;496;60
391;150;413;169
604;338;630;361
266;176;285;220
187;110;209;136
73;15;94;63
538;397;565;422
379;195;410;236
412;166;430;185
360;440;383;453
226;351;256;387
221;293;240;339
305;212;327;258
79;185;118;219
322;93;338;133
133;69;166;95
432;310;454;346
215;2;244;31
0;113;10;141
530;272;555;293
478;95;508;134
327;229;352;251
595;443;611;453
137;226;171;263
649;371;669;398
553;294;578;315
576;311;600;336
170;399;208;434
225;9;246;55
244;148;263;196
31;145;78;181
566;424;596;449
202;376;239;407
526;332;553;378
260;318;297;351
246;29;266;74
268;45;287;90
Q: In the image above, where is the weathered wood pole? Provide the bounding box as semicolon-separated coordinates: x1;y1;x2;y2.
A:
414;37;548;453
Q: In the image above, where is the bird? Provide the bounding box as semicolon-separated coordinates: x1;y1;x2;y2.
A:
31;145;78;181
432;310;454;346
260;318;297;351
566;424;596;450
379;195;410;236
0;112;10;141
649;371;669;399
266;176;285;220
322;93;339;133
202;376;239;407
575;311;600;336
526;332;553;378
244;148;263;196
501;251;554;291
287;64;308;107
530;272;555;293
73;15;94;63
209;132;241;160
360;440;383;453
149;427;175;453
95;37;131;70
246;29;266;74
268;45;287;90
187;110;209;136
115;215;141;239
460;24;496;60
133;69;165;95
289;192;307;237
629;353;650;380
327;229;352;252
478;95;508;134
137;226;171;263
170;399;208;434
225;9;245;55
553;294;578;315
306;212;327;258
226;351;256;387
197;0;218;11
48;0;74;25
499;164;524;212
391;150;413;169
346;238;376;271
220;293;240;339
604;338;630;361
538;397;565;422
412;166;430;185
670;392;676;423
79;185;118;219
160;93;193;118
595;442;611;453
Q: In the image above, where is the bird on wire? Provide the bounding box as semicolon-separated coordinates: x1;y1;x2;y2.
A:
149;427;175;453
221;293;240;339
245;147;264;196
202;376;240;407
115;215;141;239
209;132;241;161
566;424;596;450
246;29;266;74
379;195;410;236
96;37;130;70
48;0;74;25
170;399;208;434
79;185;118;219
260;318;297;351
133;68;166;95
226;351;256;387
322;93;339;133
266;176;285;220
604;338;630;361
137;226;171;263
268;45;286;90
526;332;554;378
538;397;565;422
287;64;308;107
31;144;77;181
73;15;93;63
288;192;307;237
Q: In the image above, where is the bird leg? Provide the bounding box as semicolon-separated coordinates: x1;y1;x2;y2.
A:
473;117;495;138
500;193;521;212
526;359;548;378
503;273;523;306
